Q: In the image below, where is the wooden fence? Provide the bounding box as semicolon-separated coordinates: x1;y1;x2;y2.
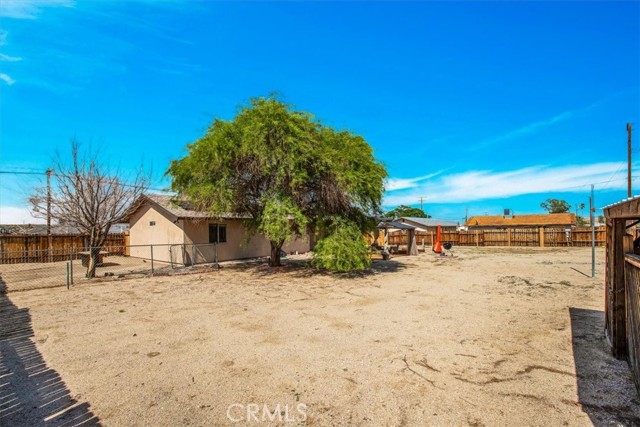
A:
624;255;640;394
386;226;606;248
603;198;640;395
0;233;128;264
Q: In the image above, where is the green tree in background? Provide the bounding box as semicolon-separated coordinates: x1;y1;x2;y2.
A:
385;205;430;219
540;198;571;214
167;96;387;269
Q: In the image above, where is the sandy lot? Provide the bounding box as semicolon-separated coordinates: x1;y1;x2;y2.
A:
1;247;639;426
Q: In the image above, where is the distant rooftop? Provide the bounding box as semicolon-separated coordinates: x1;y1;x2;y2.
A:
466;213;576;227
0;223;129;235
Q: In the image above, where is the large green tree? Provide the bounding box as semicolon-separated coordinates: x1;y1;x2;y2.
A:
540;198;571;214
167;96;387;268
385;205;430;219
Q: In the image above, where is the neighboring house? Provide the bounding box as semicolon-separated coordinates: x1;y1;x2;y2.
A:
395;217;459;231
466;213;576;230
125;194;310;264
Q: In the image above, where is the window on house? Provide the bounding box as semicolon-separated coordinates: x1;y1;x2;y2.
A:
149;221;156;226
209;224;227;243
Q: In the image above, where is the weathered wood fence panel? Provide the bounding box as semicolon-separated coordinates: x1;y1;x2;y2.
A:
624;255;640;394
385;226;605;249
0;233;127;264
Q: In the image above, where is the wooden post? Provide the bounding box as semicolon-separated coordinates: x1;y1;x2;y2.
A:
69;248;73;285
610;219;627;358
507;228;512;247
475;230;479;247
628;123;633;198
538;227;545;247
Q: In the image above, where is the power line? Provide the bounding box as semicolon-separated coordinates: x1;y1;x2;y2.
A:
0;170;46;176
0;169;170;193
600;162;627;190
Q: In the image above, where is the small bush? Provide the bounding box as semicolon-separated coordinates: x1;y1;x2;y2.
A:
312;220;371;272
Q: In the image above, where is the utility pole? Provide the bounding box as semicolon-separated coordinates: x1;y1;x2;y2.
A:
46;169;52;235
46;168;53;262
628;123;633;197
419;196;424;212
465;207;469;224
590;184;595;278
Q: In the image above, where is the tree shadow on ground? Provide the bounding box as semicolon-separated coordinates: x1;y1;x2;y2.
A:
95;262;120;268
570;307;640;426
0;275;101;427
230;257;407;279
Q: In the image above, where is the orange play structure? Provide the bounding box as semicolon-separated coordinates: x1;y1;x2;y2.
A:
432;225;442;253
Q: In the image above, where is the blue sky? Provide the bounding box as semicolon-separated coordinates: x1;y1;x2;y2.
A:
0;0;639;224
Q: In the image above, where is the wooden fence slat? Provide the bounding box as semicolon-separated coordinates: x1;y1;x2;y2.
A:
0;233;127;264
625;254;640;394
384;226;605;249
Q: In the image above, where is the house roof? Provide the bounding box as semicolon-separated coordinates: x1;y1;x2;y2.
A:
132;194;251;221
466;213;576;227
603;195;640;220
397;217;459;228
377;221;415;230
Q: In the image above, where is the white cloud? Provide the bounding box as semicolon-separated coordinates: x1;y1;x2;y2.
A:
470;98;609;152
0;206;45;224
0;0;75;19
384;162;634;206
0;53;22;62
478;111;573;148
385;171;443;191
0;73;15;85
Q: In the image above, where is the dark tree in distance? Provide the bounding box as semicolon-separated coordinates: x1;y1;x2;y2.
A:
385;205;430;219
540;198;571;214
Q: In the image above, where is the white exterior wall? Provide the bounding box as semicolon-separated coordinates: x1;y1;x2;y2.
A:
128;204;311;265
182;219;311;263
128;205;185;263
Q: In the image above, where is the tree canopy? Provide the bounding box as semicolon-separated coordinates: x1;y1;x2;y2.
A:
540;198;571;214
167;96;387;268
385;205;430;219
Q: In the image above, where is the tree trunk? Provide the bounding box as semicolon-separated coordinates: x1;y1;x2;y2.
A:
86;226;110;278
87;246;100;278
269;240;283;267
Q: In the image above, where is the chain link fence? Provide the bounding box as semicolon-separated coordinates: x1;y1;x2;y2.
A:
0;243;222;292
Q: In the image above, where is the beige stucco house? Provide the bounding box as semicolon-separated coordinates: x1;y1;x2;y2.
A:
126;194;310;265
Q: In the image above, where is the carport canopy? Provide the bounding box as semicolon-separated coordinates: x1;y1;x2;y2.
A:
377;221;418;256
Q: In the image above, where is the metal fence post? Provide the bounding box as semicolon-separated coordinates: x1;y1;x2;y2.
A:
191;243;195;266
150;245;154;276
66;262;70;289
69;248;74;285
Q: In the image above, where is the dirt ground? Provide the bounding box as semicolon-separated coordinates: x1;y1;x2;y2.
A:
1;247;639;426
